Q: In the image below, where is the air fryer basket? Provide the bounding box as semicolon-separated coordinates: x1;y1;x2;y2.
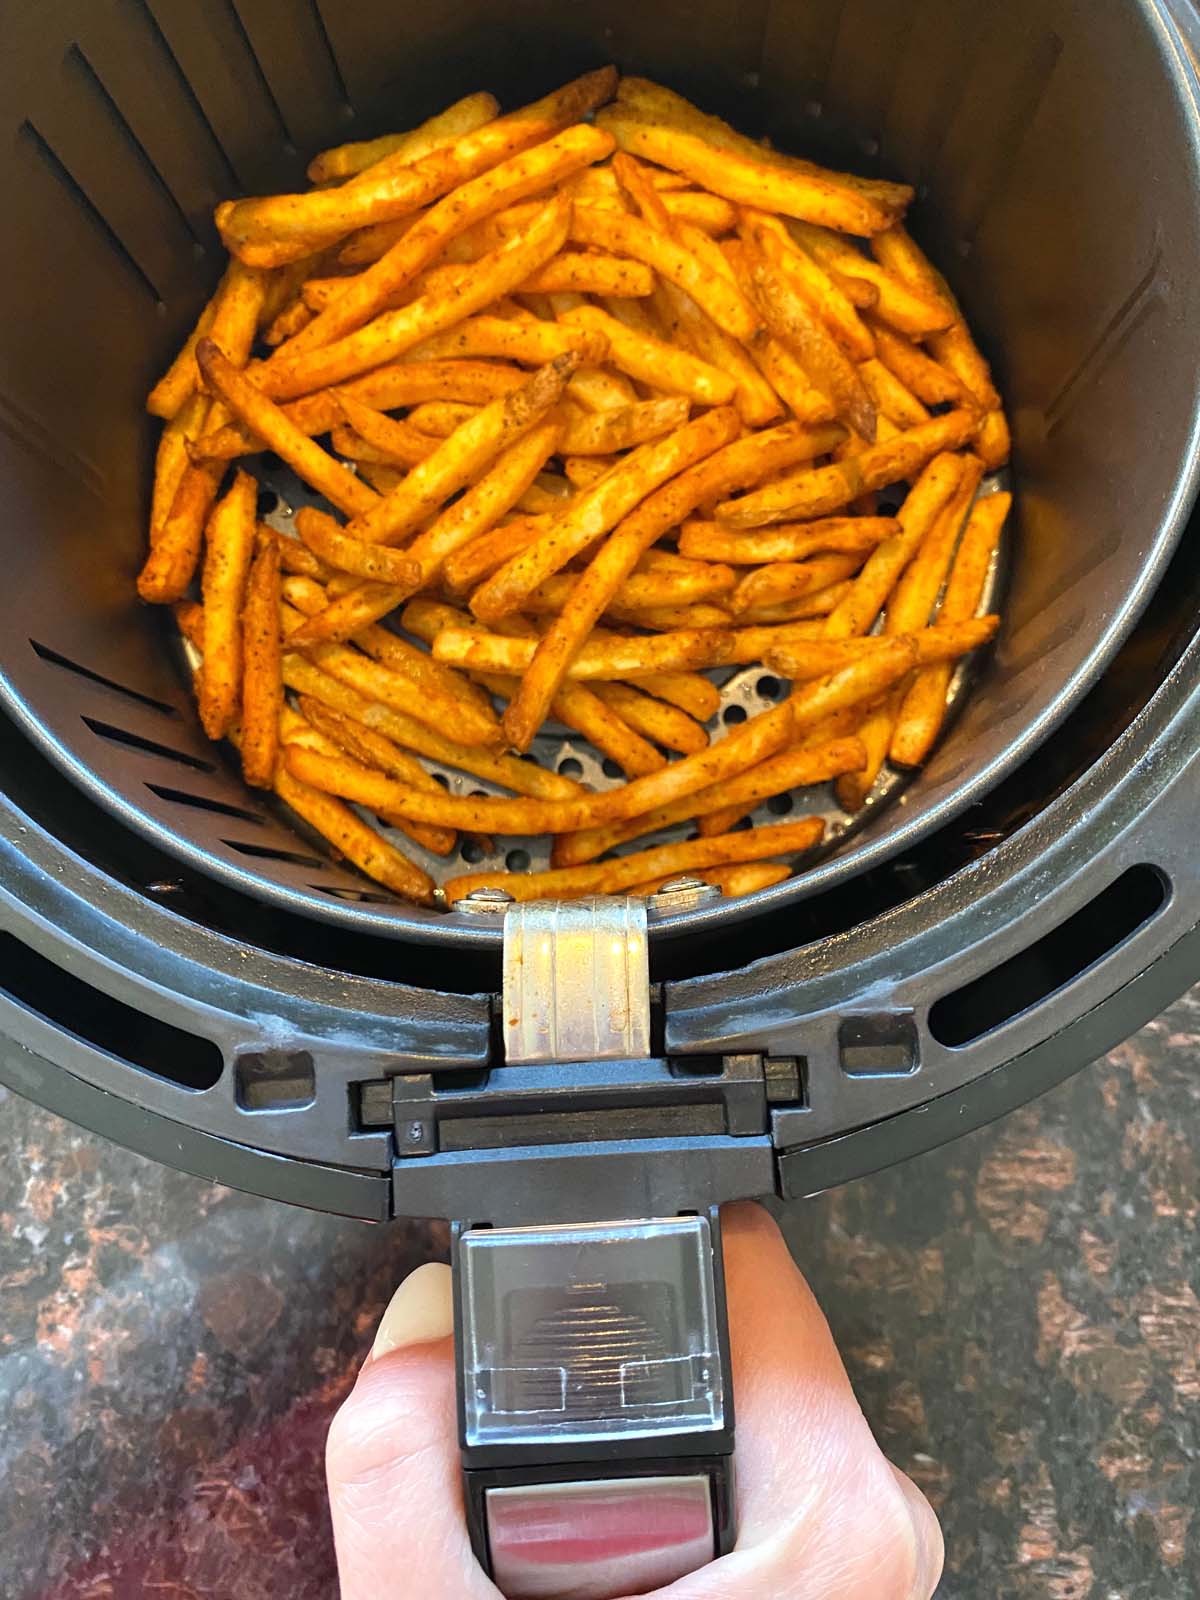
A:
3;0;1200;944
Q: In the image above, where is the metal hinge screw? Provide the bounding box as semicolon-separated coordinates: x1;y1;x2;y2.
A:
458;887;516;915
647;876;724;917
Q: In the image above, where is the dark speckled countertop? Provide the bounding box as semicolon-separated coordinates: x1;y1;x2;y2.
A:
2;988;1198;1599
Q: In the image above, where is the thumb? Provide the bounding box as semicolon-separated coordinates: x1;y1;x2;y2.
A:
325;1262;497;1600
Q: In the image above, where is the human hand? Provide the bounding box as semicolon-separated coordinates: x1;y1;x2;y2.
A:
327;1202;943;1599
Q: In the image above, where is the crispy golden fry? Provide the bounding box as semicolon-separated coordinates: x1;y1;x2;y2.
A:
137;455;225;604
976;409;1012;472
745;330;839;424
293;506;421;584
147;281;221;418
518;474;573;513
787;222;954;337
297;700;456;856
732;553;865;615
569;206;759;340
765;617;998;680
264;297;315;347
735;584;853;624
444;513;548;593
559;305;736;406
198;471;257;739
637;672;721;721
747;252;876;440
471;405;742;627
253;192;573;400
868;319;974;407
615;78;912;208
524;563;736;616
444;816;825;902
150;391;211;544
554;734;865;865
563;455;617;488
287;691;797;832
356;462;405;496
275;530;337;581
343;353;577;552
353;621;496;723
656;279;784;427
890;492;1010;767
823;453;965;639
571;161;691;202
240;538;283;788
744;210;874;361
275;763;434;902
405;314;609;367
207;260;272;368
564;363;640;412
331;403;440;469
287;126;614;355
591;682;709;755
715;407;980;527
560;396;690;454
679;514;898;564
890;456;985;632
405;400;480;436
598;112;899;236
696;709;863;834
308;94;500;184
217;68;617;266
196;340;378;518
858;357;930;429
478;668;666;778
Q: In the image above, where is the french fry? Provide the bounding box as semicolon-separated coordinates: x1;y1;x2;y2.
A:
405;400;480;436
150;391;211;544
568;206;759;340
868;319;975;407
240;538;283;788
293;506;422;585
284;125;614;355
357;462;405;496
731;553;865;615
147;282;221;418
198;471;257;739
332;399;442;468
275;763;434;903
342;352;577;548
444;513;549;593
744;210;874;361
598;112;899;235
297;700;457;856
137;455;225;604
715;408;980;527
590;682;709;755
554;734;866;865
217;67;617;266
307;92;501;184
566;364;640;412
563;455;617;488
976;409;1012;472
523;563;736;615
666;861;794;896
405;314;609;367
735;585;853;624
858;358;930;429
637;673;721;721
559;305;736;407
890;493;1010;767
471;405;742;627
443;816;825;903
823;454;965;639
560;396;691;454
765;617;998;680
275;530;337;581
788;222;953;336
197;339;378;518
679;514;898;564
264;296;315;347
207;260;272;367
481;670;667;778
890;456;986;632
253;192;573;400
655;281;784;426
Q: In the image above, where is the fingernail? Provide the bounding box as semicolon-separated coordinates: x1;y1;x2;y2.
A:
371;1261;454;1359
891;1466;945;1599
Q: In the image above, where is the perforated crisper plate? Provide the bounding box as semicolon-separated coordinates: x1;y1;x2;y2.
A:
199;453;1010;906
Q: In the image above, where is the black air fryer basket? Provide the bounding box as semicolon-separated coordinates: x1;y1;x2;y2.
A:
4;0;1200;1589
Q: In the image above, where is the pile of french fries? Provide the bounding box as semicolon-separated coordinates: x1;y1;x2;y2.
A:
140;68;1011;909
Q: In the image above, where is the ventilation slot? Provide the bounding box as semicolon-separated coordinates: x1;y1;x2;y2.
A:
82;715;214;772
929;866;1168;1048
223;839;326;868
838;1013;918;1077
145;782;265;824
31;640;176;714
314;884;397;904
235;1049;315;1111
0;931;221;1090
18;122;162;305
128;0;240;190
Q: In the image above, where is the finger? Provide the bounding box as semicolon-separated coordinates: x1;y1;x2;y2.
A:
668;1201;943;1600
326;1263;498;1600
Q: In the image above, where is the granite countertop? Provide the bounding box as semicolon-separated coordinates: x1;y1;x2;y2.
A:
2;988;1197;1599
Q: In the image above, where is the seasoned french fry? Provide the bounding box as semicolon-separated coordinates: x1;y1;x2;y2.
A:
308;93;501;184
275;763;434;902
560;305;737;407
590;682;709;755
788;222;954;336
197;340;378;517
655;281;784;427
342;352;577;548
560;396;691;454
858;358;930;429
285;126;614;355
765;617;999;680
405;401;480;436
731;553;865;615
471;405;742;628
147;281;221;418
480;669;666;778
331;400;441;468
637;672;721;721
444;816;825;902
293;506;421;585
137;455;225;604
198;471;257;739
715;408;980;527
264;296;315;347
734;585;853;624
444;513;549;593
554;734;866;865
405;314;609;367
217;68;617;266
524;562;736;616
890;493;1010;767
868;319;975;407
240;538;283;788
563;455;617;488
150;391;211;544
253;192;573;400
598;112;899;235
976;409;1012;472
569;206;759;340
679;515;898;564
744;210;874;361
